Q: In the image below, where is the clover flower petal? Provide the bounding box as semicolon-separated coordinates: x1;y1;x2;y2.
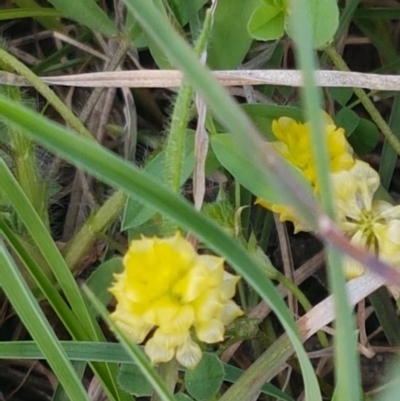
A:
271;116;354;190
176;336;203;369
256;115;354;231
109;233;243;369
332;160;400;278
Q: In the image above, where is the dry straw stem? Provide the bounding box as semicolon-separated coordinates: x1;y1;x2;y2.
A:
2;69;400;90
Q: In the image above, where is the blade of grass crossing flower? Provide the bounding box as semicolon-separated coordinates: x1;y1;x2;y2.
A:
0;97;321;400
0;245;90;401
82;284;176;401
288;1;361;400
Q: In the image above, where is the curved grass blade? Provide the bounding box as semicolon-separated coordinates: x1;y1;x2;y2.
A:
288;0;361;399
0;245;90;401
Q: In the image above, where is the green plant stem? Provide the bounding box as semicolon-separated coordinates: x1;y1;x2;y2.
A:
325;45;400;156
151;359;179;401
162;9;213;233
0;47;94;140
64;190;127;272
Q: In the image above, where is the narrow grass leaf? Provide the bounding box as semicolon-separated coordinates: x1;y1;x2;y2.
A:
0;341;294;400
288;0;361;399
46;0;117;37
0;245;90;401
0;160;99;340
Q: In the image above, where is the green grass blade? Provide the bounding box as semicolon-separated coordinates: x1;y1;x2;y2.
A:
0;219;83;334
0;341;294;400
0;7;62;20
0;159;99;340
379;93;400;189
46;0;117;37
0;95;320;399
0;245;90;401
288;0;361;399
11;0;64;31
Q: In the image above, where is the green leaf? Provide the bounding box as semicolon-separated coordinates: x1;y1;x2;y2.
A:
207;0;260;69
185;353;224;401
86;257;123;306
117;364;153;397
211;133;312;205
121;131;195;230
347;118;379;156
335;107;360;138
46;0;117;37
168;0;208;25
328;87;353;107
376;357;400;401
242;104;303;141
286;0;339;49
248;3;285;41
175;394;195;401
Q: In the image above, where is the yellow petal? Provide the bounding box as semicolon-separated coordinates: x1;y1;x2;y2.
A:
195;319;224;343
193;289;223;321
173;260;222;303
176;337;202;369
220;272;241;301
142;296;181;327
375;221;400;266
255;198;309;233
110;309;152;343
145;337;175;365
219;300;244;325
151;328;189;349
159;305;195;333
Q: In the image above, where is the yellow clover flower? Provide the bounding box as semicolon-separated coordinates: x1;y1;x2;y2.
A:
332;160;400;278
256;115;355;232
109;233;243;369
271;115;354;188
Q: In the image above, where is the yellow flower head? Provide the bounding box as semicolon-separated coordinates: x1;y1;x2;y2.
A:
109;233;243;369
257;114;354;231
332;160;400;278
271;115;354;189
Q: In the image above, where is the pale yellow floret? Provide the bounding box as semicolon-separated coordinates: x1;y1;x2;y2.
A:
332;160;400;278
109;233;243;369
